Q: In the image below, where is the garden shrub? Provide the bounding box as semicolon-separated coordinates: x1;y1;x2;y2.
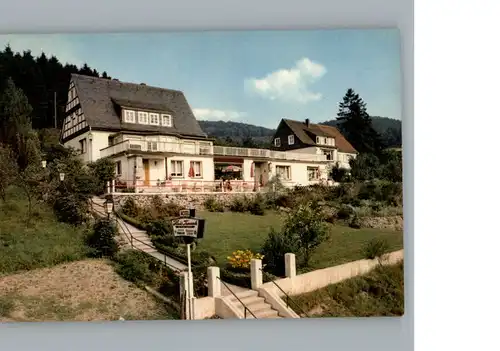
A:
86;218;119;258
362;238;390;260
249;195;266;215
261;227;299;276
203;196;224;212
228;195;250;212
113;250;158;285
348;214;362;229
337;204;356;220
53;194;89;226
121;197;139;217
227;249;264;270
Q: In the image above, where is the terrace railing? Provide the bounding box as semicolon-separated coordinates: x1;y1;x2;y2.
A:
100;140;328;162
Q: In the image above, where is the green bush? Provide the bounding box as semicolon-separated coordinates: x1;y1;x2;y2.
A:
53;194;89;226
362;238;390;260
121;197;139;217
248;196;266;216
348;214;362;229
228;195;250;212
87;158;116;195
337;204;356;220
113;250;158;285
86;218;119;257
203;196;225;212
260;227;298;276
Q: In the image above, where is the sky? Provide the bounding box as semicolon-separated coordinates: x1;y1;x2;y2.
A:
0;29;401;129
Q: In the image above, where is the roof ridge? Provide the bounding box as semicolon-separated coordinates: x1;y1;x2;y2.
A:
71;73;183;94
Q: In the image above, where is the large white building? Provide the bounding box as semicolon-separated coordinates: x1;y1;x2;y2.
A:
60;74;357;193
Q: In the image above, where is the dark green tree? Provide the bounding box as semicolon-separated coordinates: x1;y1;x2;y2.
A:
337;88;383;154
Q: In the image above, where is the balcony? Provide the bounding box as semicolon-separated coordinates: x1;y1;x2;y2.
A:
100;140;214;158
212;145;328;162
100;139;328;162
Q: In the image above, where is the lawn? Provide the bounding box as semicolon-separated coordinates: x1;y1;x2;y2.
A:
0;188;89;276
290;261;404;318
196;210;404;270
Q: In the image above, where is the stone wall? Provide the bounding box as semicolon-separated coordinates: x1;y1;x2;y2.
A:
114;192;259;211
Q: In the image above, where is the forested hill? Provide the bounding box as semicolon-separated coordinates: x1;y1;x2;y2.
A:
199;116;402;148
0;45;401;148
0;45;110;130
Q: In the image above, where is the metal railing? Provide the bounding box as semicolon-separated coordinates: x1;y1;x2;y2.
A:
260;268;309;318
216;277;257;319
89;198;183;272
99;139;328;162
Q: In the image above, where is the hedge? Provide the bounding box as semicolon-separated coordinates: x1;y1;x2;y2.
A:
220;267;279;289
115;210;215;267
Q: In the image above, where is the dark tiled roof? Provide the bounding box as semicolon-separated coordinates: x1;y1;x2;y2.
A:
282;118;358;154
72;74;207;138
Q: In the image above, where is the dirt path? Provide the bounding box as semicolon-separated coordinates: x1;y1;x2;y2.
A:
0;259;175;322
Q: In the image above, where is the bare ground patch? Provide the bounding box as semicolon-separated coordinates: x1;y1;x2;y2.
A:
0;259;177;322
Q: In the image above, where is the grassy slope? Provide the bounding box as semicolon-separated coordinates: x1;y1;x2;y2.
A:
0;259;177;322
291;261;404;317
196;211;403;270
0;189;89;276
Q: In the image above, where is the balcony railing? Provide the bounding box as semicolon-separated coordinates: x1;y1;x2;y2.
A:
100;140;213;158
212;145;327;162
100;140;328;162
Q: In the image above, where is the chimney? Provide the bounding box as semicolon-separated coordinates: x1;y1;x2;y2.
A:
140;83;146;85
305;118;310;127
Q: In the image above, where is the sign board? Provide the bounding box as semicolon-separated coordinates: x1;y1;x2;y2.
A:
179;209;190;217
172;218;205;239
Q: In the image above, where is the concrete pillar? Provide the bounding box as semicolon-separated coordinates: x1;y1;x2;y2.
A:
111;179;116;193
207;266;221;297
250;259;263;290
285;253;296;278
180;272;193;320
106;181;110;194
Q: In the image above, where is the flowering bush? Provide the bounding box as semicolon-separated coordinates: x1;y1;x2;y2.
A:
227;249;264;269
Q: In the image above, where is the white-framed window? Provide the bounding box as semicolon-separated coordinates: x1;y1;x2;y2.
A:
190;161;202;177
149;113;160;125
275;165;291;180
124;110;135;123
116;161;122;176
307;166;319;181
138;111;148;124
147;141;158;151
170;160;184;177
274;138;281;147
79;138;87;154
316;136;327;144
288;135;294;145
162;114;172;127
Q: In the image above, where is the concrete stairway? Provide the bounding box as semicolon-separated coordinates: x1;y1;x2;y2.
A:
228;290;283;319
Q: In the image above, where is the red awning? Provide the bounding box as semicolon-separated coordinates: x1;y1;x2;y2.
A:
188;163;195;178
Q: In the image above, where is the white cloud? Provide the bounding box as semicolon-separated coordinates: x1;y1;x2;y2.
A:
0;34;83;66
192;108;246;121
244;58;327;103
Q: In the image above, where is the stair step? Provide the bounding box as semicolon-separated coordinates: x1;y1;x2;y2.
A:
253;309;280;319
230;295;265;307
234;301;272;314
233;290;259;300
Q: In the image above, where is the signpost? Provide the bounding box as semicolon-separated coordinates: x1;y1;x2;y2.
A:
172;208;205;320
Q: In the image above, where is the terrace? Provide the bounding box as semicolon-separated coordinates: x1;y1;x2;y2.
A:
100;140;328;162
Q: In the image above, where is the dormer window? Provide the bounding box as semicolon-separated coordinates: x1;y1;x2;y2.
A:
288;135;294;145
274;138;281;147
138;111;148;124
162;114;172;127
124;110;135;123
149;113;160;125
